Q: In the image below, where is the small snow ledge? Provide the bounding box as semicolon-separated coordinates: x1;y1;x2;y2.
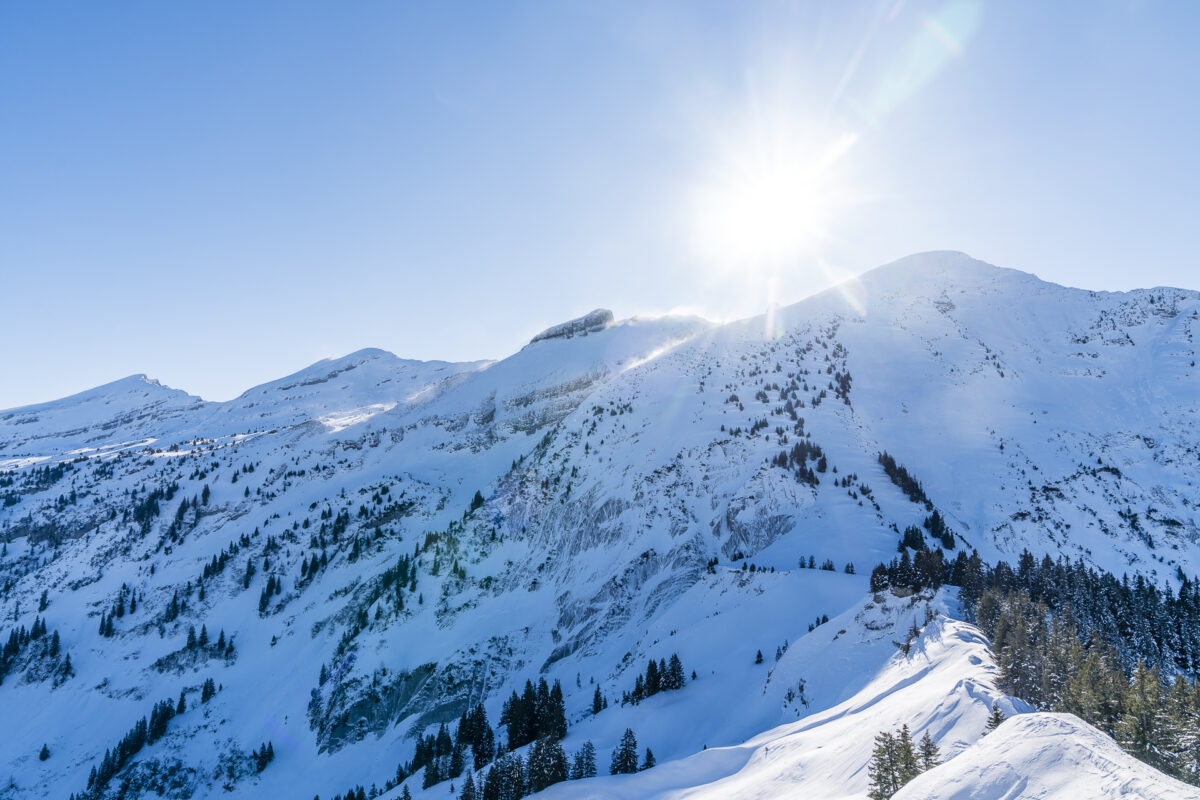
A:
529;309;615;344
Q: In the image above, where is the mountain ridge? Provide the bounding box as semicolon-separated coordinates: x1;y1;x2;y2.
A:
8;250;1195;419
0;251;1197;799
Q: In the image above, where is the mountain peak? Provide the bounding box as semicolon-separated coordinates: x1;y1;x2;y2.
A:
866;250;1009;282
1;373;188;415
854;251;1052;295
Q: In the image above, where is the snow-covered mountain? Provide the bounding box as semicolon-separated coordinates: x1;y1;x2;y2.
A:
1;251;1198;799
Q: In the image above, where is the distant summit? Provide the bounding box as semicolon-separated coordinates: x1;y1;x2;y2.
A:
529;308;615;344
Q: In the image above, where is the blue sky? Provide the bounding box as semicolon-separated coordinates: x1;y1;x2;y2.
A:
2;1;1197;408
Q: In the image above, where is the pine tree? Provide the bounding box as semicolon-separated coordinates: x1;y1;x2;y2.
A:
917;730;939;772
867;730;900;800
895;725;918;785
1117;660;1168;766
506;753;526;798
422;761;439;789
641;747;656;771
572;740;597;779
1165;676;1200;780
984;703;1006;734
458;771;476;800
610;729;639;775
38;743;49;761
667;653;685;690
547;680;568;740
592;685;603;715
526;736;568;791
645;659;660;695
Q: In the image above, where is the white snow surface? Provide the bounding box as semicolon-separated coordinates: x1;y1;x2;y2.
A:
894;712;1200;800
0;252;1197;799
525;594;1019;800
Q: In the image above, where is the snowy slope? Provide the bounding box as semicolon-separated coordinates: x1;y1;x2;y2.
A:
0;253;1197;799
894;712;1200;800
492;594;1025;800
520;605;1198;800
197;347;493;435
0;374;206;463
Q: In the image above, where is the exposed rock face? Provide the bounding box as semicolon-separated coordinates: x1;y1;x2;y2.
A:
529;309;615;344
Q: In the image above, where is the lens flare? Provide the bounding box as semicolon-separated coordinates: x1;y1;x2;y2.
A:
689;123;860;273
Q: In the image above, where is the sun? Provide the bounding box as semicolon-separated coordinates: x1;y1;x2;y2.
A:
688;123;859;273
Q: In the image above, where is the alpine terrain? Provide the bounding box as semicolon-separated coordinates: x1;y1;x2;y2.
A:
2;251;1199;800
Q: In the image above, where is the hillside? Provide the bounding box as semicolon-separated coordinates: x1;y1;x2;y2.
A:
0;252;1197;799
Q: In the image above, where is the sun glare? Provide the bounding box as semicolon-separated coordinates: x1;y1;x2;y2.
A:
689;124;859;273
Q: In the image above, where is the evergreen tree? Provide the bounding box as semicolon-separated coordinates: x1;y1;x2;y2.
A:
666;653;686;690
1117;660;1169;767
422;761;439;789
459;771;477;800
546;680;568;741
645;659;661;695
38;743;49;761
1163;676;1200;780
527;736;568;792
572;740;597;779
867;730;901;800
895;725;918;785
481;765;499;800
505;753;526;799
917;730;939;772
641;747;656;771
984;703;1006;734
610;729;639;775
867;725;932;799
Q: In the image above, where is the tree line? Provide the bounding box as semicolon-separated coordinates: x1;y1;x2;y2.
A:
980;586;1200;784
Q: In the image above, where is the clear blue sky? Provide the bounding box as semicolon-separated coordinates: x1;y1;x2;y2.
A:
2;1;1197;409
